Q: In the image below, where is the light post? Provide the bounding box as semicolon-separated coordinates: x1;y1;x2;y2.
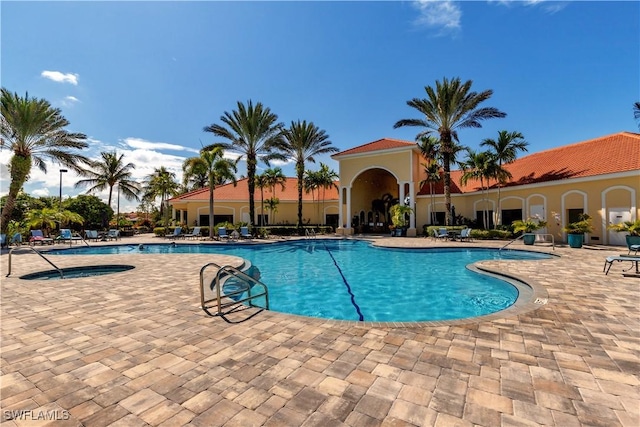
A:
59;169;68;210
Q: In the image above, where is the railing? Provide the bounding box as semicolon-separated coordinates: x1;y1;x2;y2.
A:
501;233;555;251
199;262;269;316
6;246;64;278
305;229;316;239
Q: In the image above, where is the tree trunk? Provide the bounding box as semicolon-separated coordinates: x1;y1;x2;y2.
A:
0;155;31;233
247;155;256;227
208;184;215;239
296;162;304;228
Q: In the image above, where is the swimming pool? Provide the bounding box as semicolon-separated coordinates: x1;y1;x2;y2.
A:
48;240;551;322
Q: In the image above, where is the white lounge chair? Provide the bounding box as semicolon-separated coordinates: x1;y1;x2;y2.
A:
435;228;449;241
107;229;120;241
84;230;100;241
167;226;183;239
459;228;472;242
603;255;640;276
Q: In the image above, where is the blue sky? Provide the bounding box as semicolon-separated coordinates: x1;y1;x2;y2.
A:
2;1;638;212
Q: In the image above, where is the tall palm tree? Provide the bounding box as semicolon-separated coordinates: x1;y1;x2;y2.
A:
263;167;286;224
204;100;284;227
459;149;497;229
393;77;506;225
316;163;339;225
255;173;269;225
280;120;337;227
0;88;89;232
75;151;140;210
183;147;238;238
143;167;180;229
634;102;640;130
480;130;528;226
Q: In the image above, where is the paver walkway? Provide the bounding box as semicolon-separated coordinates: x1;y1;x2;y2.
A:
1;235;638;426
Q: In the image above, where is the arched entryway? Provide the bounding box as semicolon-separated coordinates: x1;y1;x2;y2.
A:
339;167;415;235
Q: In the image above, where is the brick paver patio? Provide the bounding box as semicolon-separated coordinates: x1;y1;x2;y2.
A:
1;235;638;426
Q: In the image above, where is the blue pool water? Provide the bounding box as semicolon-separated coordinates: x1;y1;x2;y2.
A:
49;240;550;322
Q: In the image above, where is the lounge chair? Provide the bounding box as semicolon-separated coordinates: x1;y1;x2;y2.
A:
629;244;640;255
240;226;252;239
84;230;100;241
218;227;229;241
30;230;53;245
59;229;82;244
10;233;22;246
167;226;183;239
107;229;120;241
184;226;201;240
603;255;640;276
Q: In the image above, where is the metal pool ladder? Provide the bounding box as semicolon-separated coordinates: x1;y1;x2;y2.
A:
6;246;64;279
199;262;269;316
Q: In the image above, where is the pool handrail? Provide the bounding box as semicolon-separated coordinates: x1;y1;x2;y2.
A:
199;262;269;316
6;246;64;279
501;233;555;251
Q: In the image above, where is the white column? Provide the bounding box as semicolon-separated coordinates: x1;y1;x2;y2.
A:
346;186;352;229
408;181;416;230
338;186;344;229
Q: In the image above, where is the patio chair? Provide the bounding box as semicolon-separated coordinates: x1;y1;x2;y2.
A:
459;228;472;242
30;230;53;245
218;227;230;241
59;229;82;244
184;226;201;240
107;229;120;241
167;226;183;239
435;228;449;241
629;244;640;255
240;226;252;239
84;230;100;241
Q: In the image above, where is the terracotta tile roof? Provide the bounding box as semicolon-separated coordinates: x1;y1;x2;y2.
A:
333;138;417;157
170;177;339;202
418;132;640;195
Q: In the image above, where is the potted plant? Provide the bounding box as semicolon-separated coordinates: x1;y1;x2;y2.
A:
607;219;640;249
512;218;548;245
389;204;413;237
563;213;594;248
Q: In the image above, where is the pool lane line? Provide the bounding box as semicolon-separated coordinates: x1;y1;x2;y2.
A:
322;242;364;321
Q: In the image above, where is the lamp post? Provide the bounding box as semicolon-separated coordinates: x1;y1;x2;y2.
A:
59;169;68;210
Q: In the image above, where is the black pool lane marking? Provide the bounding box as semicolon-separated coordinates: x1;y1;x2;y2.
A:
322;242;364;321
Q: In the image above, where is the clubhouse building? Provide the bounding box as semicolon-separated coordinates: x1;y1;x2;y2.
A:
168;131;640;246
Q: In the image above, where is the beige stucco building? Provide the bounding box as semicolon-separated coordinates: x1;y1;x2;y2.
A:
169;132;639;245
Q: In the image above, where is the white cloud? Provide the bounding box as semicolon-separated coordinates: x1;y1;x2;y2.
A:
123;137;199;153
270;158;295;167
61;96;80;107
413;0;461;31
32;188;50;197
492;0;568;14
41;71;79;85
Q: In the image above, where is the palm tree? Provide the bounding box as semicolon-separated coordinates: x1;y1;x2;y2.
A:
265;197;279;223
182;157;208;191
280;120;337;228
143;167;180;229
419;159;441;225
75;151;140;210
480;130;528;226
303;169;321;223
459;149;497;229
25;207;84;236
204;100;284;227
393;77;506;225
255;173;269;225
0;88;90;232
634;102;640;130
183;147;238;238
263;167;286;224
316;163;339;225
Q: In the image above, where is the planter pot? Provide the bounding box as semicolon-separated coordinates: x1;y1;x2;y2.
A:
626;235;640;249
567;233;584;248
523;234;536;245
